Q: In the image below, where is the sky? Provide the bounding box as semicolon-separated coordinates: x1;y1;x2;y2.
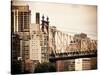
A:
12;0;97;39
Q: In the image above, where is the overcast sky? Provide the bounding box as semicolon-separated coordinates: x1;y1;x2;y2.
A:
12;1;97;39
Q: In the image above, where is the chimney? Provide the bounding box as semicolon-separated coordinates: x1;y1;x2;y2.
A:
36;12;40;24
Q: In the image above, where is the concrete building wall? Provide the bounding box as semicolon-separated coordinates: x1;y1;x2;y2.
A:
30;31;42;63
30;23;49;63
75;59;82;71
56;60;64;71
82;58;91;70
56;60;75;72
30;23;40;32
90;57;97;69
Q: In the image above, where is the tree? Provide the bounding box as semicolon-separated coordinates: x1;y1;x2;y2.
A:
11;60;22;74
34;62;56;73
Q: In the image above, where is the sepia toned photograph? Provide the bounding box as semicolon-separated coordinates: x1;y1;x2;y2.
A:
11;0;97;74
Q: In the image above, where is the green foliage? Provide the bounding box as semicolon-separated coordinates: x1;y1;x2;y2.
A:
34;62;56;73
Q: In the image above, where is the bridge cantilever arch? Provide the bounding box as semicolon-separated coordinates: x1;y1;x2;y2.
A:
42;18;97;62
49;30;97;62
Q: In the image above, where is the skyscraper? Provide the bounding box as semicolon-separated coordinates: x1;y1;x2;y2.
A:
11;3;31;73
11;5;31;32
11;3;31;58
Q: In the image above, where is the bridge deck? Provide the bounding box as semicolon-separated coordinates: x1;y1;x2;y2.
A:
49;50;97;61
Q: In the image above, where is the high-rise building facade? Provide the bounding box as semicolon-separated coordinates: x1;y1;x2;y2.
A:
11;3;31;73
30;29;41;62
11;4;31;59
30;31;49;63
29;13;49;63
11;5;31;32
